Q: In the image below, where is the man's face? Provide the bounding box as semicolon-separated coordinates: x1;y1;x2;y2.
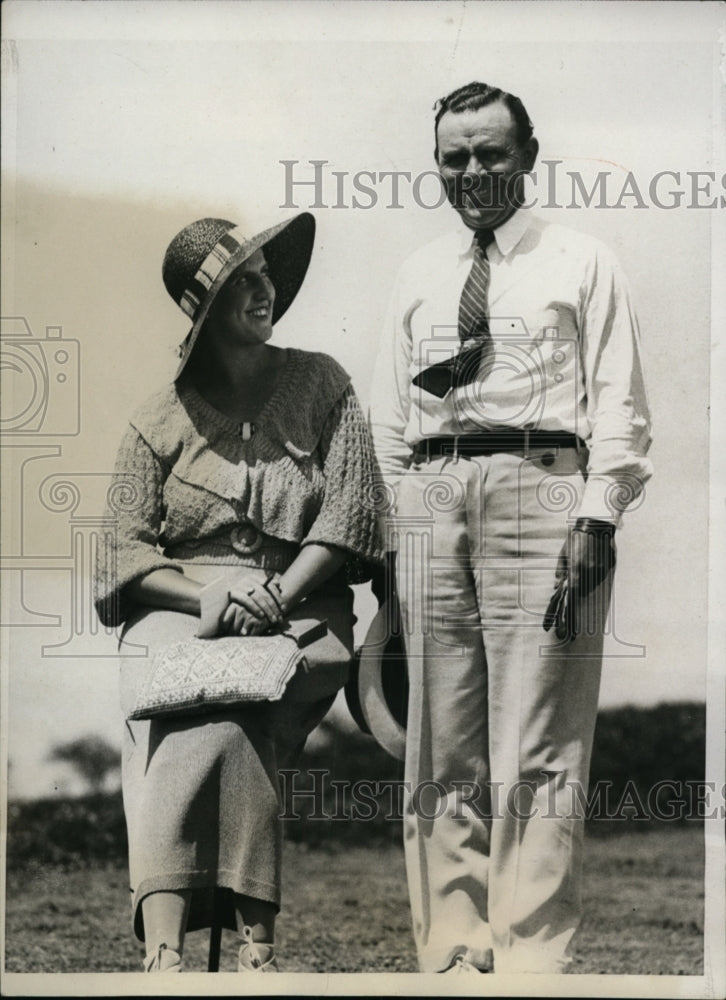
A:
436;101;538;231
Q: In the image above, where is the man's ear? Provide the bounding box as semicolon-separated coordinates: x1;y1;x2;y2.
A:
523;137;539;171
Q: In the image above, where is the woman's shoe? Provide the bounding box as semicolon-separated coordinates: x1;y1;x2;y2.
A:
442;954;487;973
237;925;279;972
144;942;182;972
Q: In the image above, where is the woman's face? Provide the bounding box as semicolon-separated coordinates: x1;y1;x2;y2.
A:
206;248;276;348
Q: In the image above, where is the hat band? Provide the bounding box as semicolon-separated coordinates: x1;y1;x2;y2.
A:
179;226;246;320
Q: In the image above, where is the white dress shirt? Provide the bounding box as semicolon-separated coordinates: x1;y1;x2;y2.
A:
369;210;653;523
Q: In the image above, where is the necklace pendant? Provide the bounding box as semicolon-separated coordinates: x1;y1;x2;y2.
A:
239;422;255;441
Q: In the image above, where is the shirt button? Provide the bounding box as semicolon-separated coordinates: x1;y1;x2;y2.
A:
541;452;555;467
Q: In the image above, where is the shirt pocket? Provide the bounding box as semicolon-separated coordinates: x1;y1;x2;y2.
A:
530;301;579;346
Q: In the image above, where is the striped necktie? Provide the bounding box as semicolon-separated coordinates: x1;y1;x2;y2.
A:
412;228;496;398
458;228;495;345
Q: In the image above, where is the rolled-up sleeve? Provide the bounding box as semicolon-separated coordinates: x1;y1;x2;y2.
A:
303;385;384;578
578;246;653;524
94;425;183;628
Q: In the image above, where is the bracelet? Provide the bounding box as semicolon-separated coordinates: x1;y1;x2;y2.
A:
573;517;616;536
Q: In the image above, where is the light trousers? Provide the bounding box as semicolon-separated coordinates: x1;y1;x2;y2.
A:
393;446;610;973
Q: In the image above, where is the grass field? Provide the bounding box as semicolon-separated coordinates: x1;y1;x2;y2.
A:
4;826;703;975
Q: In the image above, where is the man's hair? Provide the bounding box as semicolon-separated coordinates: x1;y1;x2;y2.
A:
433;81;534;159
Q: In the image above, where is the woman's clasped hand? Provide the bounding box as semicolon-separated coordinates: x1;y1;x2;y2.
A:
198;572;288;638
223;574;285;636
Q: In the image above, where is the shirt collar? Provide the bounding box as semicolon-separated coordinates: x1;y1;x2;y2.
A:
457;208;532;259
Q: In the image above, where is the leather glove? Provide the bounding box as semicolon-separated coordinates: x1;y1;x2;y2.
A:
543;518;616;641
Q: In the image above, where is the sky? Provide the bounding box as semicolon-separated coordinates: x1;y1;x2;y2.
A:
1;0;724;798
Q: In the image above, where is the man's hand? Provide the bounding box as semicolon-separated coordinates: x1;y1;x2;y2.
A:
544;518;616;641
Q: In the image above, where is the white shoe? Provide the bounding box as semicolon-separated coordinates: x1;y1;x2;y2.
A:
443;954;487;974
237;925;279;972
144;942;182;972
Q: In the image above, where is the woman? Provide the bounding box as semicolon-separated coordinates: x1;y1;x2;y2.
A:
94;212;383;972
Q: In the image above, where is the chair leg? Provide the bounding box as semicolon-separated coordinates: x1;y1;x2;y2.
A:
208;920;222;972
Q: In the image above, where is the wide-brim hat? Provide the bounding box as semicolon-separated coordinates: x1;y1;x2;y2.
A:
162;211;315;380
344;601;409;761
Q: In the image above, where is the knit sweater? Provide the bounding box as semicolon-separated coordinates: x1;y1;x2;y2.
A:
95;349;384;628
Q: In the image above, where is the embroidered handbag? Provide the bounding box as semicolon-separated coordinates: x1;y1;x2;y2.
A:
126;618;327;720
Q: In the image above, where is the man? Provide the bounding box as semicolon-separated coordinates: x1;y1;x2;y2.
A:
369;81;652;974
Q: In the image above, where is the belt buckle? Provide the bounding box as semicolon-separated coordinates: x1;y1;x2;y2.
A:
230;521;263;555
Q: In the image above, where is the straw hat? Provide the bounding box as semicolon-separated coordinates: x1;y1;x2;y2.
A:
162;212;315;379
344;601;408;761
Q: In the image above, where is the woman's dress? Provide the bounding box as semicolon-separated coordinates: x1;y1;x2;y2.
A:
94;348;382;940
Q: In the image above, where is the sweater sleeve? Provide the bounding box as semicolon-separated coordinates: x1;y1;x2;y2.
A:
302;384;385;581
94;424;184;628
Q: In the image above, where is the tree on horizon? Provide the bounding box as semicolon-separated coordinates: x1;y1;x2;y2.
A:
47;735;121;794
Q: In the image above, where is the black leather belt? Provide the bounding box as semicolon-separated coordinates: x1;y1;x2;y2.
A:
414;429;586;460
